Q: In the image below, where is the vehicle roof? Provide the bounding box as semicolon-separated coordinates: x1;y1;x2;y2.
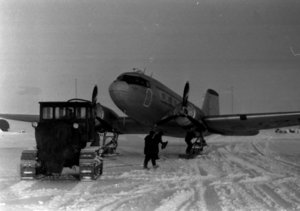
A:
39;101;93;107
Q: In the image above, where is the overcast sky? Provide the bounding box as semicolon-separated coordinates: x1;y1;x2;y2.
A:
1;0;300;115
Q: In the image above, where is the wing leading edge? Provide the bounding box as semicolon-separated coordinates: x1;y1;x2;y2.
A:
0;114;39;122
204;111;300;135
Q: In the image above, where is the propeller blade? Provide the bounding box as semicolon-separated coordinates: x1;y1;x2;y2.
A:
182;82;189;108
156;115;177;126
185;115;206;131
92;85;98;104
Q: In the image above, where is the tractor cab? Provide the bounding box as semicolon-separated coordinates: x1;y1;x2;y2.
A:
38;100;96;144
20;99;103;181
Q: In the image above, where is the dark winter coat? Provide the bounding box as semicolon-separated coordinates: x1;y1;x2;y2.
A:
144;134;154;155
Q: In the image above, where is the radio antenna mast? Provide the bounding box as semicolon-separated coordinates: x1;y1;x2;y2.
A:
231;86;234;113
290;46;300;56
75;78;78;98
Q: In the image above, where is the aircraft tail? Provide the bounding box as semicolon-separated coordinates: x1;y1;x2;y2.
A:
202;89;219;116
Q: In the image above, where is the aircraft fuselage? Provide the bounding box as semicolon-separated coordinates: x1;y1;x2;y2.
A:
109;71;204;129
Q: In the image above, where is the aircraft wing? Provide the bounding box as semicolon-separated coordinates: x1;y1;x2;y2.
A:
113;117;187;137
0;114;39;122
113;117;150;134
204;111;300;135
0;113;149;133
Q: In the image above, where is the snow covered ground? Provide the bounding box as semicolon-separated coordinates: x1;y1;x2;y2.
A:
0;120;300;211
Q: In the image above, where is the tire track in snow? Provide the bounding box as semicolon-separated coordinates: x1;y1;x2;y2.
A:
156;189;195;211
204;183;222;211
1;132;300;210
239;142;300;209
95;186;157;211
207;140;300;210
259;184;294;210
46;182;95;209
0;180;37;202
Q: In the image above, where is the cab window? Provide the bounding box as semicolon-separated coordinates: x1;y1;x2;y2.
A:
75;107;86;119
87;107;92;119
55;107;65;119
66;107;75;118
53;107;74;119
42;107;53;119
53;107;87;119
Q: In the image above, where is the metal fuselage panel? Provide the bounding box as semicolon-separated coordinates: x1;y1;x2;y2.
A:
109;72;203;129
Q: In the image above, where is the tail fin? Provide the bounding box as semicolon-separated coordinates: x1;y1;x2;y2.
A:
202;89;219;116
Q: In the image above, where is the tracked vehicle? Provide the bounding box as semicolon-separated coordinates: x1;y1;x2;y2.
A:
20;98;103;181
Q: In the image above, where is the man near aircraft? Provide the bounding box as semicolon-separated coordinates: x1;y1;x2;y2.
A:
144;131;168;169
143;131;159;169
153;131;168;159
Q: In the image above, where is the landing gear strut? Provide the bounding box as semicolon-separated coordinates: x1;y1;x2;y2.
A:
100;132;119;155
184;131;207;155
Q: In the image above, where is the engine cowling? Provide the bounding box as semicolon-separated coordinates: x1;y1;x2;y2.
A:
174;104;203;128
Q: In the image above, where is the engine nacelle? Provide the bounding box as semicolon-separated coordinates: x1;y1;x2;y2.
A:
95;103;119;131
174;104;203;128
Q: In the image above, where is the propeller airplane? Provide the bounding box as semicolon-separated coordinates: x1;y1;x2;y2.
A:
2;70;300;155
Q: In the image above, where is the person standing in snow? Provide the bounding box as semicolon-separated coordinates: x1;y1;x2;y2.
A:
143;131;157;169
152;131;168;162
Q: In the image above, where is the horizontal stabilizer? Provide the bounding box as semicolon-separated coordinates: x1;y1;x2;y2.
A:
204;111;300;136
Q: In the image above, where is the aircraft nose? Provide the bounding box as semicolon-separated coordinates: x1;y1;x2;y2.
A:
109;80;129;94
109;81;129;107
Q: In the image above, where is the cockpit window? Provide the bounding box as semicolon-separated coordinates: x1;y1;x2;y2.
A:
117;75;150;88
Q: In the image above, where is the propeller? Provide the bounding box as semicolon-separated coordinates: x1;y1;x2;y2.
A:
156;115;176;126
182;82;189;109
92;85;98;105
91;85;114;132
156;81;206;131
156;81;190;126
185;115;206;131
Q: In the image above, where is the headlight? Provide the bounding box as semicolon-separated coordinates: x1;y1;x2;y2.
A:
73;123;79;129
32;122;38;128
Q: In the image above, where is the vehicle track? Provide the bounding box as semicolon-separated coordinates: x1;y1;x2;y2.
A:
1;133;300;210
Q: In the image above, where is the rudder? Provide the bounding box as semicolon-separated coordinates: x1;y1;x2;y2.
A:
202;89;219;116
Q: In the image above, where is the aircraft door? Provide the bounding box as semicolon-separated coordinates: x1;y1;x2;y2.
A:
143;88;152;107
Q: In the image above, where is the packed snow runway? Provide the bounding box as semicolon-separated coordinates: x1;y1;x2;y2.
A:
0;121;300;211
